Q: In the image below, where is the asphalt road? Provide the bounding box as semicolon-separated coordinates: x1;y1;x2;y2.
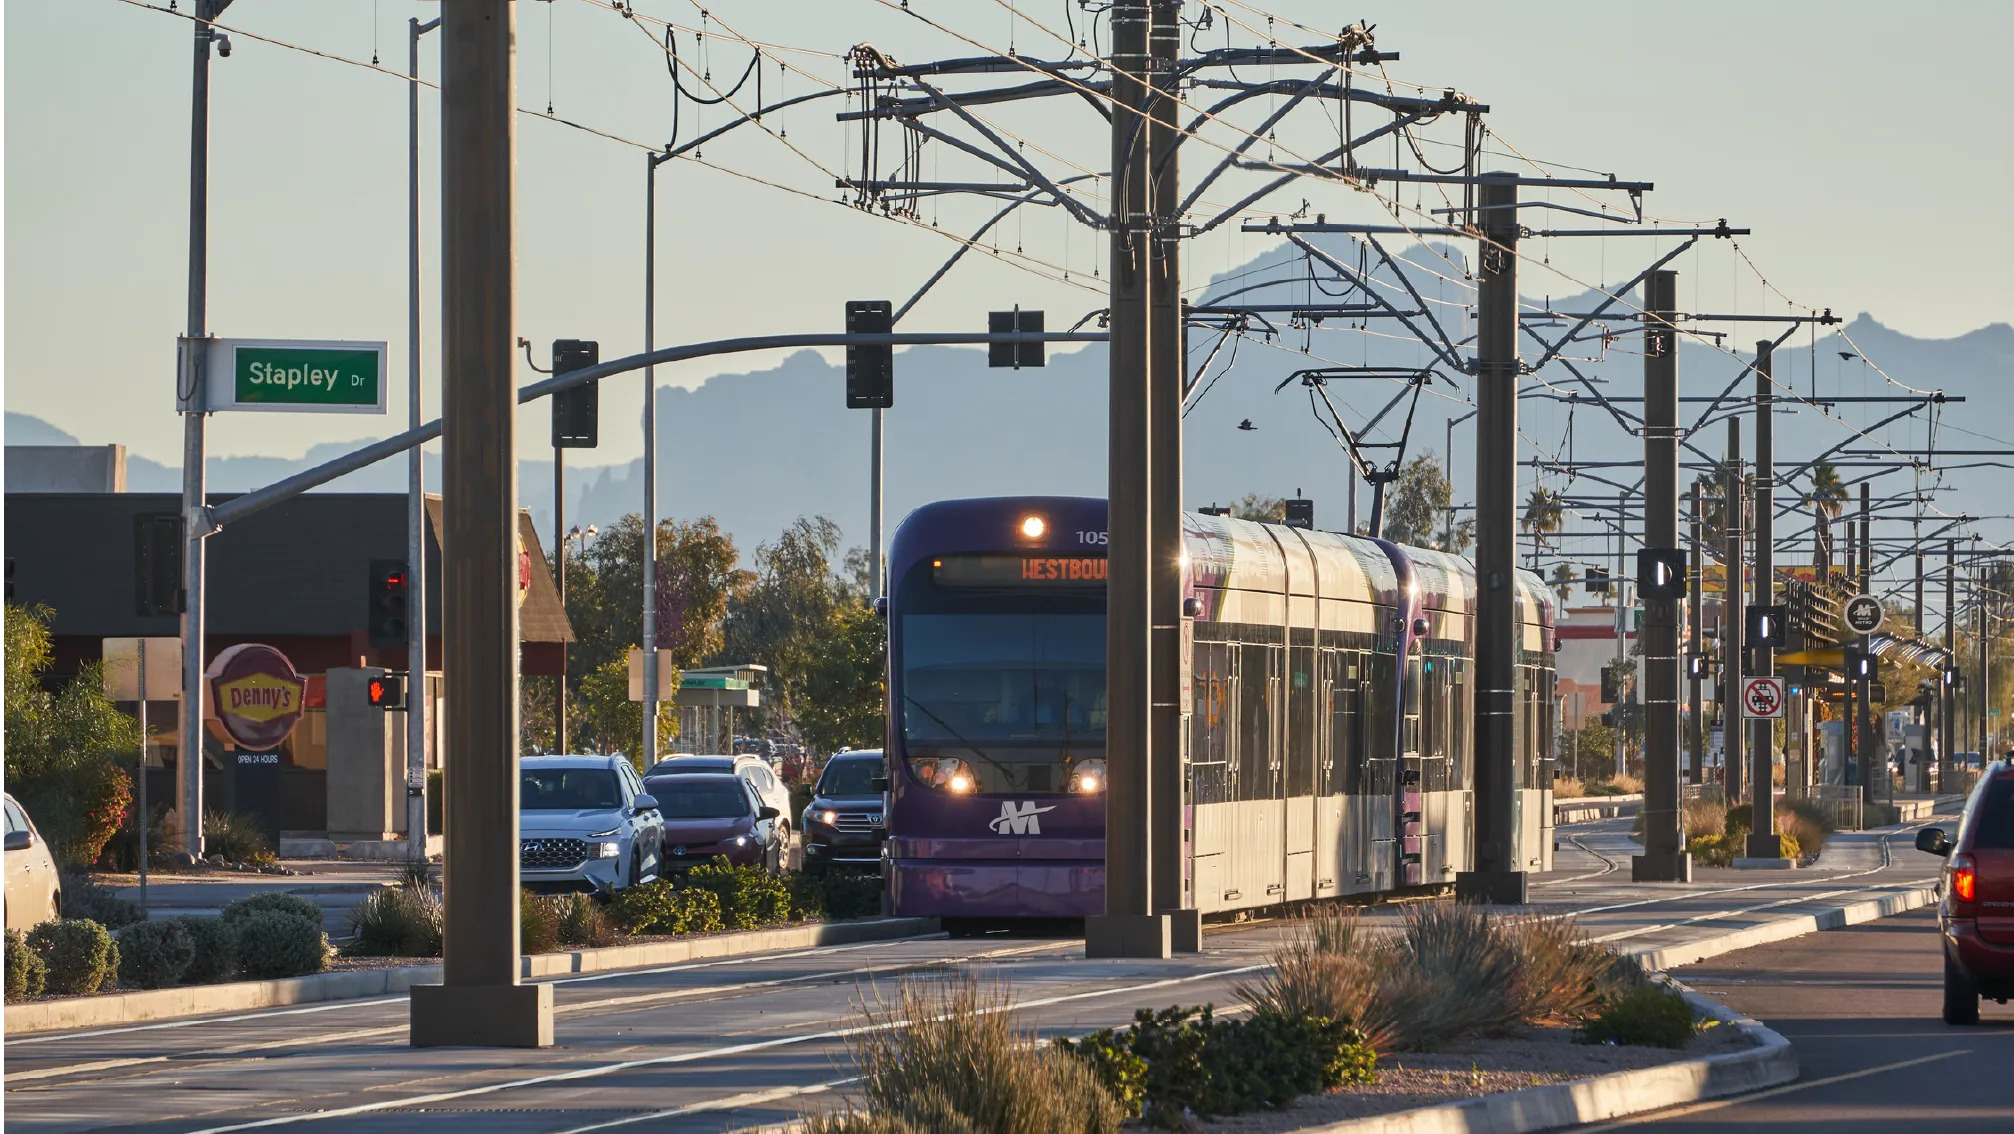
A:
1581;907;2014;1132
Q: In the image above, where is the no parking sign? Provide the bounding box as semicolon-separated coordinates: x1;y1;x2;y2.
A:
1741;676;1785;719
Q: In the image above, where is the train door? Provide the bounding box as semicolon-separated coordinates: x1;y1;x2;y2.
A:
1364;650;1398;891
1400;648;1426;887
1189;639;1233;912
1228;638;1283;909
1321;648;1364;895
1285;634;1317;901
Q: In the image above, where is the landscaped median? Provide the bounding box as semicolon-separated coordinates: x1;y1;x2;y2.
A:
4;862;928;1036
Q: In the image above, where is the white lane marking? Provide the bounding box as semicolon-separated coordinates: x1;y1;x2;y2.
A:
1571;1048;1967;1131
8;937;932;1047
6;941;1073;1083
1588;885;1878;944
177;962;1270;1133
545;1077;861;1134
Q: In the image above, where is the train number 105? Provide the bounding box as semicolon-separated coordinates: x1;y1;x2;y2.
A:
1075;531;1108;546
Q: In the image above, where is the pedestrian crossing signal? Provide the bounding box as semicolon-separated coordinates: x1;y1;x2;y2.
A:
366;672;407;710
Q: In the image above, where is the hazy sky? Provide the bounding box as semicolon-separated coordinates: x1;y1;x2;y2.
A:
6;0;2010;472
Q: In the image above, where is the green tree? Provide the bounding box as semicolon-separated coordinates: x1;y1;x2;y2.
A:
1382;455;1470;551
1230;494;1286;523
5;605;139;867
574;656;679;769
720;517;846;722
795;599;887;755
1549;562;1579;606
1521;486;1564;564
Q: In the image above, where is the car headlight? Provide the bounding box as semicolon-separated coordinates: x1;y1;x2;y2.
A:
1070;758;1107;793
733;836;749;846
818;809;840;825
596;841;621;858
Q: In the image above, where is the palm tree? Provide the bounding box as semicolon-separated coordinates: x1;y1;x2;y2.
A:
1802;462;1849;575
1521;486;1565;566
1549;562;1579;606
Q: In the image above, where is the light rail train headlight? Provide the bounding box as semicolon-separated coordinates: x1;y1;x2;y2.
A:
1070;758;1107;793
1019;514;1046;540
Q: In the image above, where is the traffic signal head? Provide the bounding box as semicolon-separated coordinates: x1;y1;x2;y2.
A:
1636;548;1686;600
367;559;409;649
1585;567;1611;595
845;300;894;409
1746;604;1787;648
1686;654;1707;680
366;672;407;710
550;339;600;449
1844;646;1878;682
1600;665;1619;704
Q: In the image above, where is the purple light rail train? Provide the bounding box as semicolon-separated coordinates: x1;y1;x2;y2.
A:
883;496;1558;935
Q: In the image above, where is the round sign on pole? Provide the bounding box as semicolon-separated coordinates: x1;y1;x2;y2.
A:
1742;676;1785;720
206;643;307;750
1844;595;1884;635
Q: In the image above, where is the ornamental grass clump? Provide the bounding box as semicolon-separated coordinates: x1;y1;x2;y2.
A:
347;885;444;958
808;973;1124;1134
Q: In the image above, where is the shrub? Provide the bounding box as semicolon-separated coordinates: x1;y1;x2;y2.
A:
1501;913;1613;1024
1577;981;1697;1048
116;919;195;989
520;890;561;955
606;880;724;936
685;859;792;930
832;974;1123;1134
552;891;618;948
6;928;47;1001
203;810;275;865
1687;832;1734;867
6;608;139;869
1061;1004;1373;1126
347;886;444;957
27;919;119;996
232;910;329;979
60;872;146;928
221;891;324;930
168;917;238;983
1682;798;1726;840
789;871;882;922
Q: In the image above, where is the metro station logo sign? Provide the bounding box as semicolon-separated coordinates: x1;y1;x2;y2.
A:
989;800;1058;835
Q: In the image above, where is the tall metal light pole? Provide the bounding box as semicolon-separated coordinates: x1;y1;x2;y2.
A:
177;0;233;861
406;14;441;860
1456;173;1525;905
641;150;673;765
1086;0;1169;960
410;0;552;1048
1635;269;1687;881
1744;340;1778;859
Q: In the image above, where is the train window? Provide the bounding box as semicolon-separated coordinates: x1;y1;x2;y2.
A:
1190;642;1231;770
1287;645;1316;798
1364;653;1396;764
1237;643;1273;801
1448;657;1469;786
1323;650;1360;795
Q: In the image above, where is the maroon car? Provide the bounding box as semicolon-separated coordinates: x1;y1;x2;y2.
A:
645;772;785;872
1915;760;2014;1024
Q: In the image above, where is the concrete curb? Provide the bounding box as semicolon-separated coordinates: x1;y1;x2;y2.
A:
1554;794;1642;824
1280;984;1795;1134
1623;883;1938;973
3;917;935;1036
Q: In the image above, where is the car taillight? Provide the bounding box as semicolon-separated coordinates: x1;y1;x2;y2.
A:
1952;854;1977;904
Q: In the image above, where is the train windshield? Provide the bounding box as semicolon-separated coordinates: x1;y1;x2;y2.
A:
898;611;1105;794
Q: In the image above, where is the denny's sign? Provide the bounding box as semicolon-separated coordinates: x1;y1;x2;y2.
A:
207;644;307;750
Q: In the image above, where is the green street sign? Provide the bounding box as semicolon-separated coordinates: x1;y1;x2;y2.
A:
180;337;387;415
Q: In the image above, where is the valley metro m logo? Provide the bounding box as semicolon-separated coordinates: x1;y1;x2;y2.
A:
988;800;1059;835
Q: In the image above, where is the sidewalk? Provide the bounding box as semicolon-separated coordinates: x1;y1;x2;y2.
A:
98;860;401;930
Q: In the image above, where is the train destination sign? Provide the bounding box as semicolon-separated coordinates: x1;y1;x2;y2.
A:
178;337;388;414
933;554;1107;588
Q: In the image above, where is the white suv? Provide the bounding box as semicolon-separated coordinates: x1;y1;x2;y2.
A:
519;755;663;895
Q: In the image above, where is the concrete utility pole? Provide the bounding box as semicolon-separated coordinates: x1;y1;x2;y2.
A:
1688;481;1704;784
1943;539;1956;790
1745;341;1779;859
1722;417;1745;806
408;14;441;857
410;0;553;1047
1455;173;1526;905
1634;270;1688;882
1086;0;1169;960
1146;0;1197;954
178;0;233;861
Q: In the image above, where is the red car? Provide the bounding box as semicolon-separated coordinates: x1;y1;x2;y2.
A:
1915;761;2014;1024
644;772;786;872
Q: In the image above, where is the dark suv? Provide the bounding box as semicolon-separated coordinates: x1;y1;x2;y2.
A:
1915;760;2014;1024
801;749;886;875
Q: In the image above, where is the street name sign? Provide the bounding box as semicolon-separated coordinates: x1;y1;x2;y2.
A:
178;337;387;414
1742;676;1785;719
1843;595;1884;635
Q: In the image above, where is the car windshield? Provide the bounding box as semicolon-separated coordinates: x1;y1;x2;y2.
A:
521;768;621;811
1970;778;2014;850
648;780;750;819
818;758;883;797
900;613;1106;743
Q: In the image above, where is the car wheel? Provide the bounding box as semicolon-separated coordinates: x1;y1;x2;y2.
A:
1943;952;1980;1025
